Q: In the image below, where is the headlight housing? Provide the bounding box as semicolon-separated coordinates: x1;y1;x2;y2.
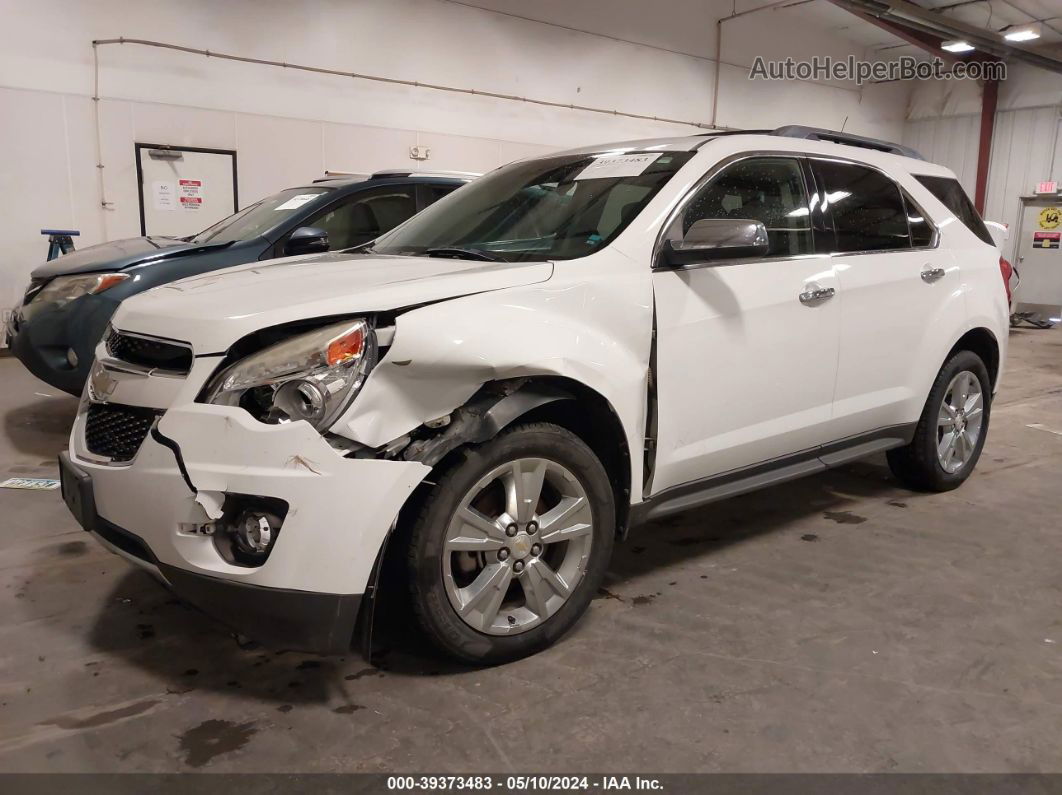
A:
28;272;129;311
204;319;377;432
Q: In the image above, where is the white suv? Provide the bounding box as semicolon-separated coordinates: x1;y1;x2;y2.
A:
60;127;1009;663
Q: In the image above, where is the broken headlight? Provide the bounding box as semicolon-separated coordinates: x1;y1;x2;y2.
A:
204;319;377;432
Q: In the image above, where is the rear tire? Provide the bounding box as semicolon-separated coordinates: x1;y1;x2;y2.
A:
406;422;615;664
887;350;991;492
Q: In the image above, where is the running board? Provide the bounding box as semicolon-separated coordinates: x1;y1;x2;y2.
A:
630;426;914;526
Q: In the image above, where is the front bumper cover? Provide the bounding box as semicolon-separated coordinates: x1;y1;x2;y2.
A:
64;401;430;654
9;294;118;396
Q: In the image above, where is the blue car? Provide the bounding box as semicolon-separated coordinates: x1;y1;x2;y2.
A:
7;171;471;395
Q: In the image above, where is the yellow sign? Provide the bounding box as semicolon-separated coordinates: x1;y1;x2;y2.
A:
1039;207;1061;230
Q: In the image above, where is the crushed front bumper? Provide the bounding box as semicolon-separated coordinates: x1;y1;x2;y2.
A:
64;401;430;654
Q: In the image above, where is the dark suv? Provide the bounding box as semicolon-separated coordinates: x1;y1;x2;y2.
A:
7;171;472;394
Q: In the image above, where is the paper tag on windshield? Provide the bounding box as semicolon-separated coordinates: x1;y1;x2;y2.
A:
274;194;321;211
574;153;661;181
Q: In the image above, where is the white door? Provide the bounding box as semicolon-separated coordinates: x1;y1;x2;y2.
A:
813;159;964;438
650;156;841;494
138;145;237;238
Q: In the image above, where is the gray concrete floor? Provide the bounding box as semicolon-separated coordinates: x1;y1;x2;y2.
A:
1;328;1061;773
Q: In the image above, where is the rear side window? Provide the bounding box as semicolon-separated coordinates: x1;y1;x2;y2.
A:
812;160;911;252
914;175;993;246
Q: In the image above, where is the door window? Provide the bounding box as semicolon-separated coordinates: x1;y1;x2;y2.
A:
813;160;911;252
309;186;417;250
903;190;935;248
673;157;813;257
420;183;460;207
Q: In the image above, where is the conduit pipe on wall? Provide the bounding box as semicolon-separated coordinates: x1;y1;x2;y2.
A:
711;0;816;129
91;37;721;130
91;42;113;222
90;36;727;218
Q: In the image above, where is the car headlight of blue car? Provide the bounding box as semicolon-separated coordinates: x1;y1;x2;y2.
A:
22;272;130;319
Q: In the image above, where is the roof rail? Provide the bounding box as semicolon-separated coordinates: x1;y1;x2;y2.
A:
369;169;480;180
311;172;369;183
770;126;925;161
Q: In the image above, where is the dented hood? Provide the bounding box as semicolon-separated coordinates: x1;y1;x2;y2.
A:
113;253;554;353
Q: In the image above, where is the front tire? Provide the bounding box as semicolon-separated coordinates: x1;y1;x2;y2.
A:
887;349;991;492
406;422;615;664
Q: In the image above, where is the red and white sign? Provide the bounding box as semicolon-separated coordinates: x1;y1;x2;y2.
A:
1036;181;1058;195
178;178;204;210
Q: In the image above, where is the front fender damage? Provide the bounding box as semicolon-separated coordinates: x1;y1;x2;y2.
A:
388;379;576;467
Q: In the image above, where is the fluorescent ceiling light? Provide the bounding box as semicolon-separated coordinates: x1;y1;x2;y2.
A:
1004;22;1042;42
942;39;975;53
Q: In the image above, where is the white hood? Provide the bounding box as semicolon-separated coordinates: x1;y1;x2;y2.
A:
113;253;554;353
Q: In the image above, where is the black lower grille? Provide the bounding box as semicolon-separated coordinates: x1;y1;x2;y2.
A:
106;328;192;373
84;403;161;462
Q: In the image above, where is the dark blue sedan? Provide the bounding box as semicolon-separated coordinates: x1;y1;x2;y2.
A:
7;171;471;394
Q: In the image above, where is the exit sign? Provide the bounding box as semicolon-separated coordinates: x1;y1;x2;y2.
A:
1036;181;1058;194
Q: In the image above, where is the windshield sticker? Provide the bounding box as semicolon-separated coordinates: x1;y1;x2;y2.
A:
574;153;662;181
274;194;322;211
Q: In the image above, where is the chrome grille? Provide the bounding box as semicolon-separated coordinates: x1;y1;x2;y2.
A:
84;403;161;462
105;328;192;374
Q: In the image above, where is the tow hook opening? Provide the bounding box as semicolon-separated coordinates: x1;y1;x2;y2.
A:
202;494;289;567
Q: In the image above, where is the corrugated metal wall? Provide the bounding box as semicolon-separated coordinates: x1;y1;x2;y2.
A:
904;107;1062;261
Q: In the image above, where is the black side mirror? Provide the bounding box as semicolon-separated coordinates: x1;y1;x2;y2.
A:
285;226;330;256
659;218;770;268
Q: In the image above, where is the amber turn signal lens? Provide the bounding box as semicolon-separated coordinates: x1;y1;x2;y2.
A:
92;273;130;294
326;327;365;366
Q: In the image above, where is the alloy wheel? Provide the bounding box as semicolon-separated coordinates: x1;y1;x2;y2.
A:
442;457;594;635
936;370;984;474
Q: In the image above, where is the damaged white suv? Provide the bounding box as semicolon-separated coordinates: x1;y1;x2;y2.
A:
61;127;1009;663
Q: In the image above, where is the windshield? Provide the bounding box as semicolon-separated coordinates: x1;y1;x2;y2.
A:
367;150;695;262
190;187;332;245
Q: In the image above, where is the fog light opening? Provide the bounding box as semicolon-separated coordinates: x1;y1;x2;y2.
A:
209;494;288;568
66;348;79;368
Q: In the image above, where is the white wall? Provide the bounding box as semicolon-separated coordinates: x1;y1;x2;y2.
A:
903;64;1062;262
0;0;910;314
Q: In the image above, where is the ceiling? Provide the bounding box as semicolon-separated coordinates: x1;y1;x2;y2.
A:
454;0;1062;68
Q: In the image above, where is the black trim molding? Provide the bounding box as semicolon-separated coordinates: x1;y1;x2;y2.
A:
631;423;916;526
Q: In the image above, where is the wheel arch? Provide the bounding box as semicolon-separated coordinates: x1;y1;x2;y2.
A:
948;327;1000;390
400;376;634;539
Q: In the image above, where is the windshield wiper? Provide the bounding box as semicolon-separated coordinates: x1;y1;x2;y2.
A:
423;246;500;262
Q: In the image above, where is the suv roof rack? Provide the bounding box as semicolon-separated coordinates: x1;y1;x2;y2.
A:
312;172;369;183
770;125;925;161
369;169;480;180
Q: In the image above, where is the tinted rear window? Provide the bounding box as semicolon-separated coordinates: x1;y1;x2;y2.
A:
914;175;993;246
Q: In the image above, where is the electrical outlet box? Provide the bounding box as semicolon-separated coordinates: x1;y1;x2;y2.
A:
409;145;431;161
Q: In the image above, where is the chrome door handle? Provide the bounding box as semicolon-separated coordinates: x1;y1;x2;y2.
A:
921;266;946;283
799;286;835;305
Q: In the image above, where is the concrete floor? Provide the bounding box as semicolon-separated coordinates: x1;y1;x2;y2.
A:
1;328;1061;773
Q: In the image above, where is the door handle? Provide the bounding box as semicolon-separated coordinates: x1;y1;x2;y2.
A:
799;286;835;305
921;266;946;283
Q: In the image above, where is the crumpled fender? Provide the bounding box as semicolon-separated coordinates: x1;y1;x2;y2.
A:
333;259;654;501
